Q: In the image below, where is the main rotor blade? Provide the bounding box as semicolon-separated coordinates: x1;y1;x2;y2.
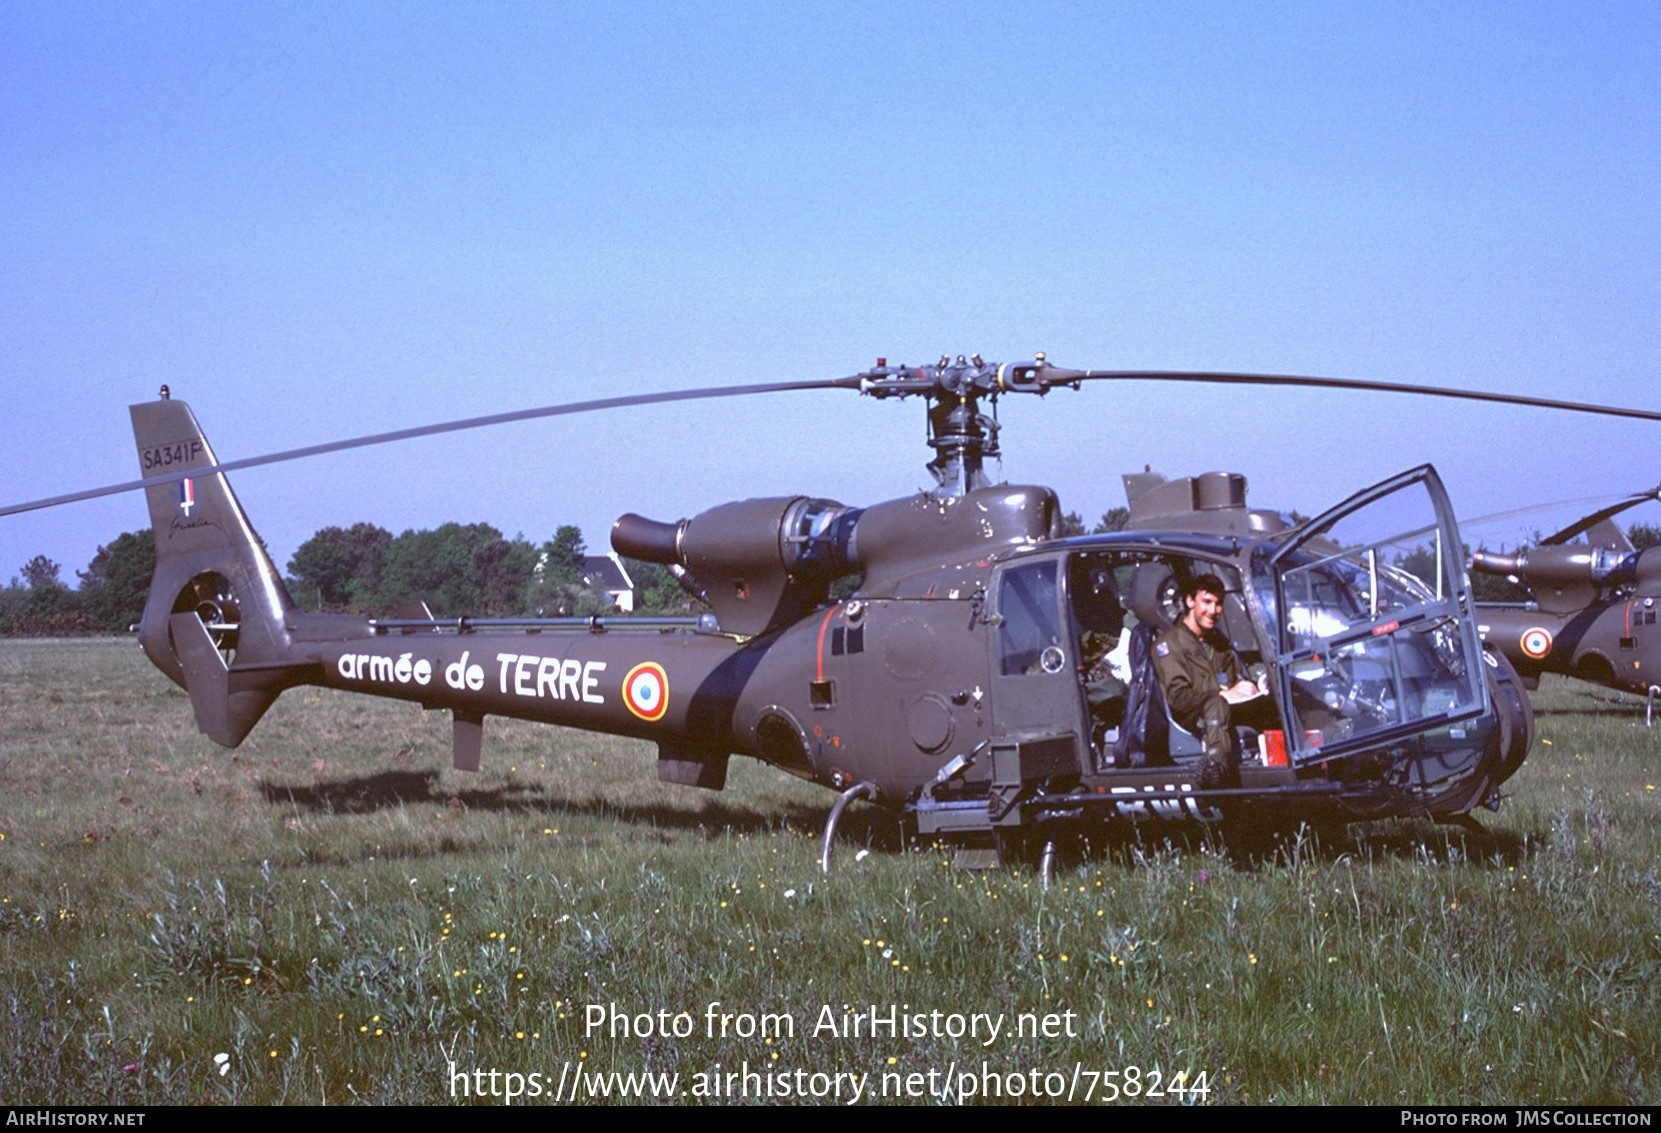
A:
8;360;1657;519
1062;370;1661;423
0;376;864;518
1459;493;1634;531
1459;486;1661;540
1541;487;1661;545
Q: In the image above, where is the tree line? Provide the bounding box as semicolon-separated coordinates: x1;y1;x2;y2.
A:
283;521;695;617
6;515;1660;636
0;532;156;635
0;521;696;636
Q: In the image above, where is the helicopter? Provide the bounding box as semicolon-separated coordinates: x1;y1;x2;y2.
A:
14;355;1659;869
1470;487;1661;718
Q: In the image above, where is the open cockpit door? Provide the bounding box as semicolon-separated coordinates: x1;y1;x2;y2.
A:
1260;465;1489;767
988;555;1091;772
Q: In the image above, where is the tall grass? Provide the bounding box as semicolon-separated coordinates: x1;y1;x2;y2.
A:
0;638;1656;1103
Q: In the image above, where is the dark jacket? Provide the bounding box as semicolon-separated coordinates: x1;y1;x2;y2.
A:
1152;620;1242;733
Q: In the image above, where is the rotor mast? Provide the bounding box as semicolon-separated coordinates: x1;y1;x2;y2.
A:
921;355;1001;495
856;353;1071;497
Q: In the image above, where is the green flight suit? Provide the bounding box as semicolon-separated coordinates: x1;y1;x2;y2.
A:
1152;620;1244;762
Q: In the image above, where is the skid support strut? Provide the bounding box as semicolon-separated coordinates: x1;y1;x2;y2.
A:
820;781;878;875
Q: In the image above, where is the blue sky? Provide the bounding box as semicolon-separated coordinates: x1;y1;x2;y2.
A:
4;2;1659;585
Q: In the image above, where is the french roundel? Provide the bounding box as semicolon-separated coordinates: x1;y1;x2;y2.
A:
622;661;669;722
1520;627;1553;660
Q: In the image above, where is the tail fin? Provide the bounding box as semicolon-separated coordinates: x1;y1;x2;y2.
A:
131;397;300;746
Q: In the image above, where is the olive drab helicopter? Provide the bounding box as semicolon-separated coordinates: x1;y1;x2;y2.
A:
8;355;1660;870
1470;486;1661;719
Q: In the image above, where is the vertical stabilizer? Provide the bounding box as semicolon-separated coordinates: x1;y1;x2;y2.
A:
131;398;298;745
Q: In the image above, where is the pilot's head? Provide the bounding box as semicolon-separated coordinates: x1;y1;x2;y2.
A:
1182;574;1227;633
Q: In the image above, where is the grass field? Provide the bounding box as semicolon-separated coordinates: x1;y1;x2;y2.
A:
0;637;1657;1105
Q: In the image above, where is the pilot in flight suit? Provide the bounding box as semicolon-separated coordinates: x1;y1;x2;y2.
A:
1153;574;1260;786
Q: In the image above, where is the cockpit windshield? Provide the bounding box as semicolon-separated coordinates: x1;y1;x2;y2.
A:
1259;468;1487;763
